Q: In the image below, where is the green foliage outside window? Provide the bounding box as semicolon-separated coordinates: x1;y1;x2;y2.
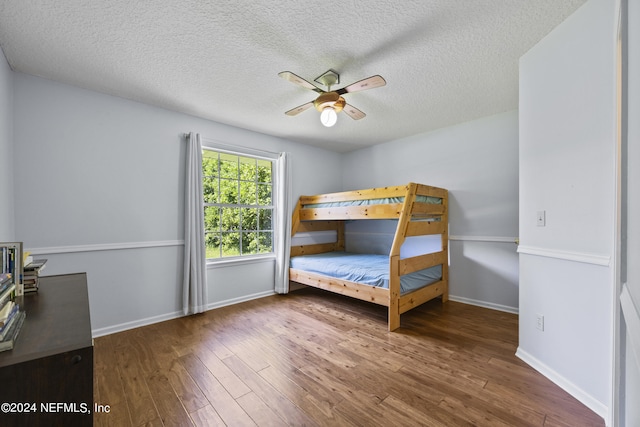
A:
202;150;274;259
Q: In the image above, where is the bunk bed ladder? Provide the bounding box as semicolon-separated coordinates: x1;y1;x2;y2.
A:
441;190;449;302
388;183;418;331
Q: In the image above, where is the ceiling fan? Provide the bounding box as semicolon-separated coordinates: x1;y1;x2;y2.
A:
278;69;386;127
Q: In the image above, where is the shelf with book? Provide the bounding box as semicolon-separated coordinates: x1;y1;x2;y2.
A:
0;242;25;353
1;242;23;296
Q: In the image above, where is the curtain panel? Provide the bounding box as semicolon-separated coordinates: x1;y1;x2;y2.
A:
183;132;208;314
274;152;292;294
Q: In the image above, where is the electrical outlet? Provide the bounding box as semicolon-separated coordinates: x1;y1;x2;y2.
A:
536;314;544;331
536;211;546;227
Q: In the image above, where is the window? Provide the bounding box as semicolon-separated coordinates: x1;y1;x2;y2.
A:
202;148;274;260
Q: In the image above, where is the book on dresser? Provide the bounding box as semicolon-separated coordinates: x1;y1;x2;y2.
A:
0;310;25;351
0;243;27;352
0;285;25;352
0;281;15;306
23;258;47;294
1;242;23;296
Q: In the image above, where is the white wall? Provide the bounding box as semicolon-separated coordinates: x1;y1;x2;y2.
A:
518;0;616;421
342;110;520;312
0;47;14;241
12;73;342;335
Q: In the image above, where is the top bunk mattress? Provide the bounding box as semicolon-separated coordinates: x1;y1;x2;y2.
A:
290;251;442;295
303;194;442;209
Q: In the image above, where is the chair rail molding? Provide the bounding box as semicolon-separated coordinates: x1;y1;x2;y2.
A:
517;245;611;267
28;240;185;255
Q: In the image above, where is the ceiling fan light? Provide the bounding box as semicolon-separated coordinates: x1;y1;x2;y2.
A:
314;91;340;111
320;107;337;127
333;96;345;112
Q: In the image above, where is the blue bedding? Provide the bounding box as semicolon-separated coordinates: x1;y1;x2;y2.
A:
290;251;442;295
303;195;441;209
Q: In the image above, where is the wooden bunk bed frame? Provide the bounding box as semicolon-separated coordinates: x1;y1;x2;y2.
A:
289;182;449;331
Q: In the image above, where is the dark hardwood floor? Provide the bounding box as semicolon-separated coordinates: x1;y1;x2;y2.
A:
93;288;605;426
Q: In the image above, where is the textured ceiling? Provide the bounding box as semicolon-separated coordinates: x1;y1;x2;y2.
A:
0;0;586;152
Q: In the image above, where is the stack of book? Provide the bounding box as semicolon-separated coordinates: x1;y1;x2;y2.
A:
23;259;47;294
0;274;25;352
1;242;23;296
0;273;13;297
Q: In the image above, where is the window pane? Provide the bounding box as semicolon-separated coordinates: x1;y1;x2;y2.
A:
220;153;238;179
204;206;220;232
239;180;256;205
259;209;272;231
202;151;219;177
203;177;219;203
239;156;257;181
258;232;272;253
219;178;238;204
242;232;259;255
220;207;240;231
241;208;258;231
257;159;272;183
258;183;271;205
221;232;240;257
205;232;221;258
202;148;275;260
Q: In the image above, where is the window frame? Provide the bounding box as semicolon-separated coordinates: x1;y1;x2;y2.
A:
201;139;279;265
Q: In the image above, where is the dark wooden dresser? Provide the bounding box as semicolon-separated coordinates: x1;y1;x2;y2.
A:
0;273;93;426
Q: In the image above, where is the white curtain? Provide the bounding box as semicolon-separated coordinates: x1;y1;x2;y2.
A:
183;132;208;314
274;152;292;294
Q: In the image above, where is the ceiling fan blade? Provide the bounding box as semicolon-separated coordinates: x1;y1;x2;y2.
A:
343;104;366;120
336;75;386;95
278;71;324;93
285;102;314;116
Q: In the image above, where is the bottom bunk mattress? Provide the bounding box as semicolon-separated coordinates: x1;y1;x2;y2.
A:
290;251;442;295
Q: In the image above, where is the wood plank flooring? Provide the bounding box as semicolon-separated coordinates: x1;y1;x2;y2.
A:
93;288;605;426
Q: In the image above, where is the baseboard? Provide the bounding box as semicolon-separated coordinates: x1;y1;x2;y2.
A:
205;290;276;311
448;295;518;314
92;310;184;338
92;290;276;338
515;347;608;424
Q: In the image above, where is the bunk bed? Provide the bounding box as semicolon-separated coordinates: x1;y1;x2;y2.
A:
289;182;449;331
